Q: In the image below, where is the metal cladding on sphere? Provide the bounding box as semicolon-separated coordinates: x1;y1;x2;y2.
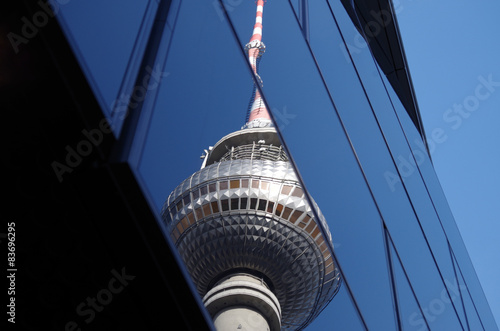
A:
162;1;340;329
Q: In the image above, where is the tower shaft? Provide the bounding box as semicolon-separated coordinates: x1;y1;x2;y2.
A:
203;273;281;331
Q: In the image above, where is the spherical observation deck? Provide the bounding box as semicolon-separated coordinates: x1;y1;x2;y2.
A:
162;128;340;330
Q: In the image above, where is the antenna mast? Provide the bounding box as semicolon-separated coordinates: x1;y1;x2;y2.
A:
244;0;272;129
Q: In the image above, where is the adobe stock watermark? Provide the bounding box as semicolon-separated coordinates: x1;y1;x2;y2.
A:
51;65;169;183
65;268;135;331
212;0;243;22
273;106;297;132
384;74;499;192
110;65;170;122
7;0;72;54
408;278;467;330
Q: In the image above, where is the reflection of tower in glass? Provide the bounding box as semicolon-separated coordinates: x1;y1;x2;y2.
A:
162;1;340;329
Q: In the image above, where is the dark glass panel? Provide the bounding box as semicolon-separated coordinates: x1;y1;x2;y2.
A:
195;207;203;220
219;181;229;190
211;202;220;214
176;222;184;233
275;203;284;217
200;185;208;196
192;189;200;200
181;217;189;230
165;211;172;224
187;212;195;226
172;229;180;242
230;198;239;210
290;210;303;224
221;199;229;212
203;204;211;217
267;201;274;213
249;198;258;210
282;207;293;220
240;198;248;209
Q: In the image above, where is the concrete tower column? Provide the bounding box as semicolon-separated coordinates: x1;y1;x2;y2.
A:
202;274;281;331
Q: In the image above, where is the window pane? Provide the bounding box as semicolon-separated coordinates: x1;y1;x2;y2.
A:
54;0;158;133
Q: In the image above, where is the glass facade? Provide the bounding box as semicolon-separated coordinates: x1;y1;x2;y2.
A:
55;0;497;330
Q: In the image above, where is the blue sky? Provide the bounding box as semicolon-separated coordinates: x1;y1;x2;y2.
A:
395;0;500;327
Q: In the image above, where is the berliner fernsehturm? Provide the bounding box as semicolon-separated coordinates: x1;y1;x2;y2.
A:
162;1;340;329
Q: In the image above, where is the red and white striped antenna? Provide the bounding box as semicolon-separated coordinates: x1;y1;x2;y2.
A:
244;0;272;129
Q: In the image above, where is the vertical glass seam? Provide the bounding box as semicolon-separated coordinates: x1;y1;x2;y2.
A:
386;230;432;331
449;242;471;330
325;2;468;327
450;245;487;330
384;225;403;330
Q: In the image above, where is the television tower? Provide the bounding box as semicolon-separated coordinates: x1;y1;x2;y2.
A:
162;1;340;329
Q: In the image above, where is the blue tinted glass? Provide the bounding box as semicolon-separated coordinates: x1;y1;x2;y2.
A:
352;58;471;328
53;0;157;133
382;72;465;245
383;73;498;329
452;247;499;330
290;0;300;13
454;254;485;330
449;249;474;330
462;291;485;331
308;2;466;329
389;232;429;331
308;285;366;331
137;0;251;206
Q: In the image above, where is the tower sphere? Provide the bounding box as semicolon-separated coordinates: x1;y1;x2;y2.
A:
162;128;340;330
